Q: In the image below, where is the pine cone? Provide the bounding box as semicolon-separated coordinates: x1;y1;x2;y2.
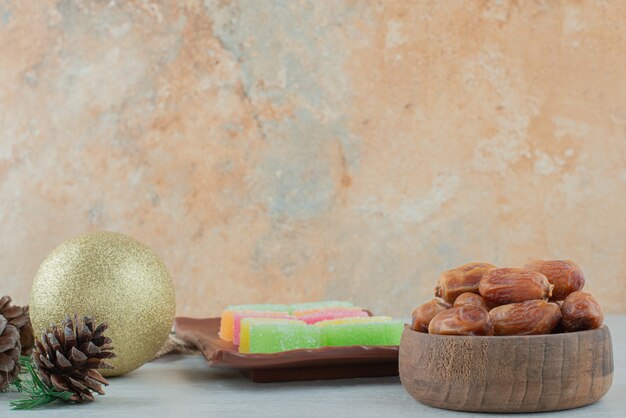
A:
0;314;21;390
33;315;115;402
0;296;34;356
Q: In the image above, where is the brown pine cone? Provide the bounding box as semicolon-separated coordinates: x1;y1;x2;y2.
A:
0;314;21;390
0;296;34;355
33;315;115;402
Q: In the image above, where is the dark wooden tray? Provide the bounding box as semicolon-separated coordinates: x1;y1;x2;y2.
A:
175;317;400;382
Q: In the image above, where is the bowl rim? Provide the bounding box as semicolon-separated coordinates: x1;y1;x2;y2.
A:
402;323;609;340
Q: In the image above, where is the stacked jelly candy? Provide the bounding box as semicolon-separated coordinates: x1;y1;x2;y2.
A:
232;311;294;346
220;301;359;343
316;316;403;347
219;304;289;342
239;318;319;353
219;301;404;354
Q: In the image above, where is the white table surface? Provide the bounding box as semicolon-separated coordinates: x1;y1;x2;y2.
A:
2;315;624;417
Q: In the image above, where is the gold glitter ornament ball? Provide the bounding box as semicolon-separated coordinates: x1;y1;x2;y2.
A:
30;231;176;377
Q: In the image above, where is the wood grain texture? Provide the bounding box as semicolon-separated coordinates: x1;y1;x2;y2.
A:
399;325;613;413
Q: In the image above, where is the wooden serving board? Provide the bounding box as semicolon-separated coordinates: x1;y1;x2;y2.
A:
175;317;400;382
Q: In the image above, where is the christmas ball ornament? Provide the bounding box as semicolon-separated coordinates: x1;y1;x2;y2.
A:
30;231;176;376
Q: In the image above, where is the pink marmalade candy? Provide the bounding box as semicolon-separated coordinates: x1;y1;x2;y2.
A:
296;309;369;324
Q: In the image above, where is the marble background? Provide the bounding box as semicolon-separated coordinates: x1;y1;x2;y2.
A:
1;0;625;316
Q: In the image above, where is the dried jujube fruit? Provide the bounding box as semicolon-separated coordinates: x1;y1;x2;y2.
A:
410;259;601;337
434;262;496;303
479;268;553;306
453;292;489;311
490;300;562;335
561;291;603;332
428;305;494;336
411;298;451;333
550;301;565;333
524;260;585;300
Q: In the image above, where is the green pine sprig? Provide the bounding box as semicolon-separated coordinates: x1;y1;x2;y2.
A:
9;356;74;410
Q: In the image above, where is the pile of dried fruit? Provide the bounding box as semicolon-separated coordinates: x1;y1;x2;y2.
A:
411;260;603;336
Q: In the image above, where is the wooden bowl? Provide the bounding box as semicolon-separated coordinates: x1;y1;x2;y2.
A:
399;325;613;413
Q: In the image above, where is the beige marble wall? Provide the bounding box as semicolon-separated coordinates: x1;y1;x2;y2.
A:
1;0;625;317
